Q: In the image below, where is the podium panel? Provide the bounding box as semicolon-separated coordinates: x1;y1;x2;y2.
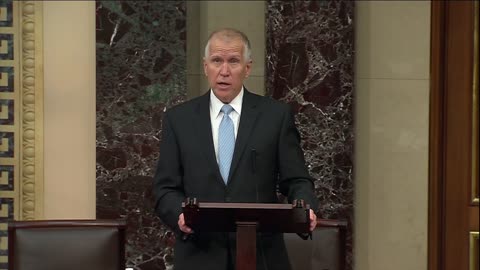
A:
182;199;311;270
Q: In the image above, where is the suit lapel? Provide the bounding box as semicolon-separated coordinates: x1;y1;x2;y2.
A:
228;90;261;182
193;91;224;185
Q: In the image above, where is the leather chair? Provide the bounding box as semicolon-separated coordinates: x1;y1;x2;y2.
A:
8;219;126;270
284;218;347;270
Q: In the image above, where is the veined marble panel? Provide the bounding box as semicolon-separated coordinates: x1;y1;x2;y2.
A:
266;1;355;269
96;1;186;269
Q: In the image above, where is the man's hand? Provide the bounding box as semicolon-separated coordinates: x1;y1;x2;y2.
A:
178;213;193;234
309;209;317;232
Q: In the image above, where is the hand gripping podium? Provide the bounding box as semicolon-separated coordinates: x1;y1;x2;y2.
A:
182;198;311;270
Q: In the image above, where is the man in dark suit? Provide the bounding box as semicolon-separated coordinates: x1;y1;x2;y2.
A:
154;28;318;270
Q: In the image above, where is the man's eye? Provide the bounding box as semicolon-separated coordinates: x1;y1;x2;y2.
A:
212;58;221;63
229;59;240;64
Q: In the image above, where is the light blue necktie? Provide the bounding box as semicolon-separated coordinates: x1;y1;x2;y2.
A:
218;104;235;184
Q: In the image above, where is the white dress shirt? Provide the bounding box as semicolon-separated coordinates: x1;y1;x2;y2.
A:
210;87;243;162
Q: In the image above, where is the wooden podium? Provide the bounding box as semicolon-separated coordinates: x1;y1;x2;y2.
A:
182;198;310;270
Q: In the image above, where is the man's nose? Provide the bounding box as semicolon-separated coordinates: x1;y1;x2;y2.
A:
219;63;230;76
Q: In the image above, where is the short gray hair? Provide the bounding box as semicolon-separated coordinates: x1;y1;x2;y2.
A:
204;28;252;62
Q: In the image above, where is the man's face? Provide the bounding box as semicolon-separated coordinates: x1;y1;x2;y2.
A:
203;37;252;103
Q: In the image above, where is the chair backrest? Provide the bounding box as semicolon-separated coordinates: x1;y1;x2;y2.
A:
8;219;126;270
284;218;347;270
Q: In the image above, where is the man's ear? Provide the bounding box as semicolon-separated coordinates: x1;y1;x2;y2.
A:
245;60;253;78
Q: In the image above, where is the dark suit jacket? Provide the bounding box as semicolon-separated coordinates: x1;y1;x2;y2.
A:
153;89;318;270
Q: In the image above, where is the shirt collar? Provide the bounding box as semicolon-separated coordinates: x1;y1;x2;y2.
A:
210;87;244;117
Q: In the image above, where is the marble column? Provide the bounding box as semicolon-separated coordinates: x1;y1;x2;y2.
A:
266;1;355;269
96;1;186;269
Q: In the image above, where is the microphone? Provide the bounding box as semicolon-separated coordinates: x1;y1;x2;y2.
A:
251;148;257;173
251;148;258;203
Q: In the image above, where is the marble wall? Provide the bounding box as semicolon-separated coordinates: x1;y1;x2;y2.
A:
96;1;354;269
266;1;355;268
95;1;186;269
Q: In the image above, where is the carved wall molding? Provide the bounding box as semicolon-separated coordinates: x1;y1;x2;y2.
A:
19;1;43;220
0;0;44;265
